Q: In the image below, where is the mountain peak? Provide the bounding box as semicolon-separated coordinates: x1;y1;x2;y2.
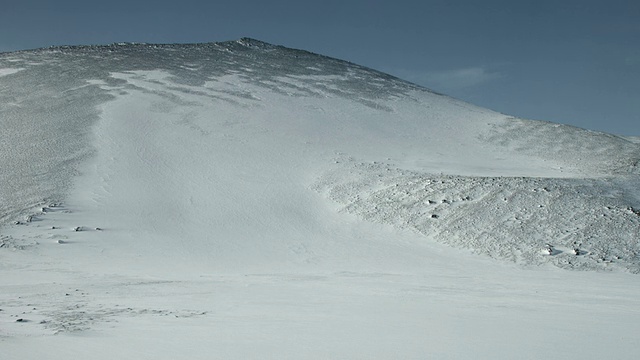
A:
235;37;278;49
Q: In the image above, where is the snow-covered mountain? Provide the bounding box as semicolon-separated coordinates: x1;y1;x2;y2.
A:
1;38;639;359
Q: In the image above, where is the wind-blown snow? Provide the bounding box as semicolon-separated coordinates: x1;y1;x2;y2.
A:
314;158;640;272
1;39;640;359
0;68;23;77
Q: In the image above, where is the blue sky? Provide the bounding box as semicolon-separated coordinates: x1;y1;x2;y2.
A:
2;0;638;135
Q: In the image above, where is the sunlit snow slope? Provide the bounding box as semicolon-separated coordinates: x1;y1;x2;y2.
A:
2;38;640;359
2;38;639;273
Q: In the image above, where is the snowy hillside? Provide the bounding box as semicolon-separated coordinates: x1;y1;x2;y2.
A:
2;38;640;359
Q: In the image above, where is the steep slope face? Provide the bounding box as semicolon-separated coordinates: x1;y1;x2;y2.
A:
1;38;639;273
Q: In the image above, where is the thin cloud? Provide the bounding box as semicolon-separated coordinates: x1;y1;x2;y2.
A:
394;67;503;92
625;53;640;66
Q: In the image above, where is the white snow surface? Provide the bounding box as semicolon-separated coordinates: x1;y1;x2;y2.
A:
0;68;24;77
2;39;640;359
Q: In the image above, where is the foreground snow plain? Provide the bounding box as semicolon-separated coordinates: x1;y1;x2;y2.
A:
2;39;640;359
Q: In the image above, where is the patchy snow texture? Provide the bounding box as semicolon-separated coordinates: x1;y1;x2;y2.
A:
314;157;640;273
